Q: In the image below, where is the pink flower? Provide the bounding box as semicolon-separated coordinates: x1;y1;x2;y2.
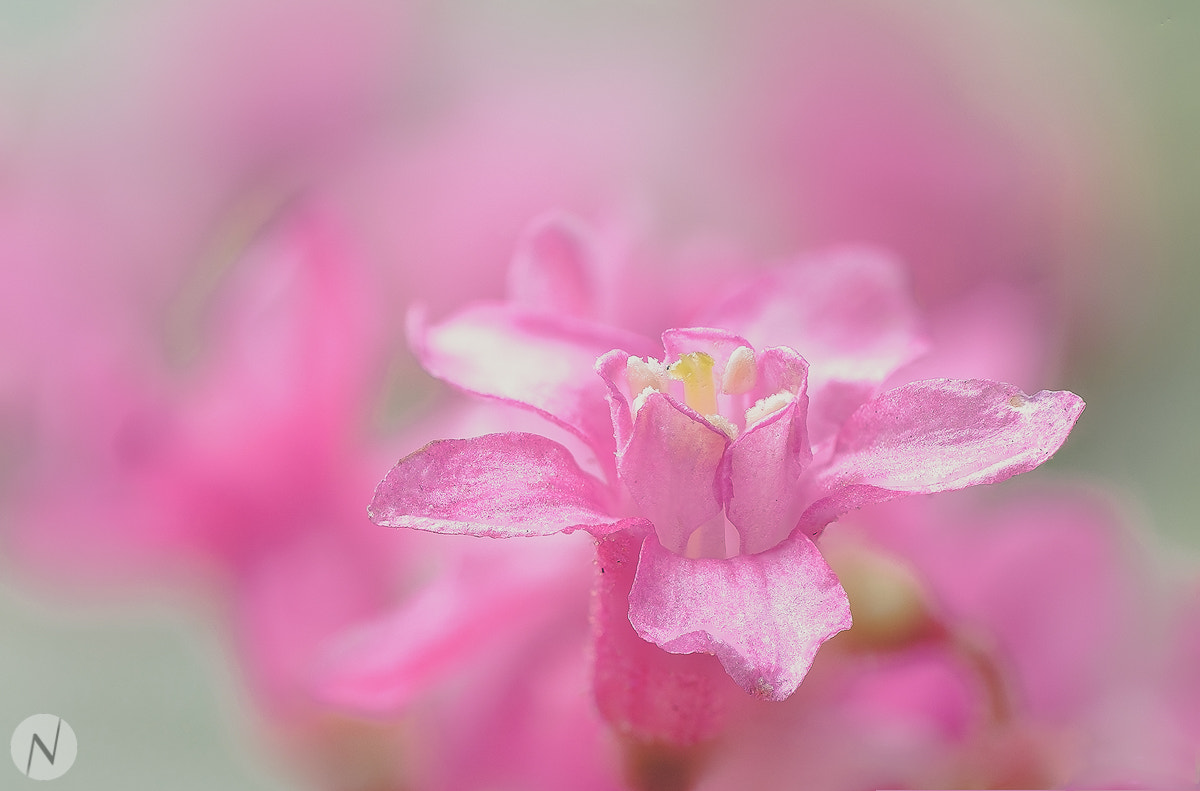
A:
369;217;1084;711
6;206;409;731
573;484;1179;791
715;3;1103;391
837;490;1196;790
311;533;624;791
727;3;1091;314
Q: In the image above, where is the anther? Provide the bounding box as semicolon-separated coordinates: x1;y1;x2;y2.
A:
668;352;718;416
722;346;757;395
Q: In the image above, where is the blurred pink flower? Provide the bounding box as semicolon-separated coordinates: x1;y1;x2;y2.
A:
2;5;1153;790
729;3;1090;306
707;2;1111;391
4;202;489;789
1167;579;1200;778
312;532;625;791
1;10;708;783
689;487;1196;791
8;207;401;710
368;216;1083;753
1;0;414;585
340;479;1192;791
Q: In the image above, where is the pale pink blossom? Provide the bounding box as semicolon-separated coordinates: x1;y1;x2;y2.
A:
339;476;1191;791
710;2;1112;393
312;532;624;791
685;487;1195;790
8;209;402;714
727;3;1090;310
369;216;1084;725
1;17;688;780
4;205;625;791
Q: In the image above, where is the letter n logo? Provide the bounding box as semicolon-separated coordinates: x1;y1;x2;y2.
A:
10;714;78;780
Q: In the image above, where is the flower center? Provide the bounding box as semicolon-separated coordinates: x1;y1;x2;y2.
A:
667;351;717;415
626;345;794;440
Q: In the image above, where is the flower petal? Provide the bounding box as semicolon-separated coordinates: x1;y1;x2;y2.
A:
725;398;811;555
412;303;657;469
700;246;927;443
312;537;589;714
592;529;734;745
661;326;754;388
753;345;811;399
369;432;618;537
619;393;729;554
506;212;597;319
629;532;852;701
798;379;1085;534
596;348;636;451
724;345;813;554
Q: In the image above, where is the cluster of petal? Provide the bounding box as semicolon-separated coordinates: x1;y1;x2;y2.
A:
370;217;1085;702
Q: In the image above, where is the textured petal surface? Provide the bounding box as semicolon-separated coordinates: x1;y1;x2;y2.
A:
413;302;657;467
619;393;729;554
753;346;811;400
724;345;812;553
369;433;617;537
596;348;636;451
725;398;811;555
799;380;1085;533
592;529;736;745
629;532;852;701
700;247;926;443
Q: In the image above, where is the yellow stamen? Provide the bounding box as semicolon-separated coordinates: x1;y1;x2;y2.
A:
667;352;717;415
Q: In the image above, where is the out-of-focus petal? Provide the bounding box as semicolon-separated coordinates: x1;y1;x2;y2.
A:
428;600;618;791
6;208;386;582
700;246;927;443
412;303;657;470
628;532;852;702
311;537;589;714
799;380;1084;534
1176;584;1200;742
733;2;1084;312
233;526;392;720
507;212;597;319
369;433;618;537
619;393;728;554
889;286;1060;388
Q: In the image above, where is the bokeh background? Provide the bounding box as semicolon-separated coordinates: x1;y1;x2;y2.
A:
2;1;1198;787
